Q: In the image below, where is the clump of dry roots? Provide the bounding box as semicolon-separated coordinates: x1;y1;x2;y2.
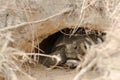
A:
0;32;36;80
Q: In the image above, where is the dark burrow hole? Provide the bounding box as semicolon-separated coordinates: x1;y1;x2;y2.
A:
34;31;60;54
33;27;106;68
34;28;105;54
34;29;64;54
34;28;74;54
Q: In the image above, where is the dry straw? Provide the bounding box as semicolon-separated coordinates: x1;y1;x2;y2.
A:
0;0;119;80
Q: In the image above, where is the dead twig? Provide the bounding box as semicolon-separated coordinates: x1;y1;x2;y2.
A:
0;7;73;32
74;56;97;80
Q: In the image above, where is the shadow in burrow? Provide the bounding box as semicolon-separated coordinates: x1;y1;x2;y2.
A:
33;27;106;69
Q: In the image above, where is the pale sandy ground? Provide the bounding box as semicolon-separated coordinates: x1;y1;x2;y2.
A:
17;64;101;80
29;64;77;80
17;53;120;80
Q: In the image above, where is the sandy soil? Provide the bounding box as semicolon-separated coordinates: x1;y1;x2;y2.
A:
16;63;103;80
29;64;77;80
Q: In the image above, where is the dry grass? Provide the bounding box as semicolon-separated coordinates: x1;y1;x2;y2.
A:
0;0;120;80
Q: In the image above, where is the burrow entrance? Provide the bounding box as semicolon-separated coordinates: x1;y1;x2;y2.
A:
34;27;105;55
33;27;106;68
34;28;72;54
